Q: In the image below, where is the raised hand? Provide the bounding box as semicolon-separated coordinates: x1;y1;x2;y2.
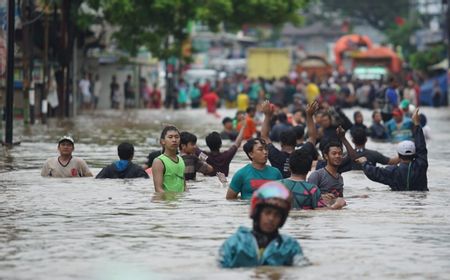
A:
306;100;319;116
261;100;273;115
355;156;368;164
412;107;420;126
336;125;346;139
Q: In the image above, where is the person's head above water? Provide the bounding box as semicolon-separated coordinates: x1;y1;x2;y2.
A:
397;140;415;161
57;135;75;157
250;182;291;234
243;138;268;163
322;141;343;168
206;131;222;152
58;135;74;146
160;125;180;153
118;142;134;161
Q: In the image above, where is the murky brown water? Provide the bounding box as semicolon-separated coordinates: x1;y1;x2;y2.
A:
1;107;450;280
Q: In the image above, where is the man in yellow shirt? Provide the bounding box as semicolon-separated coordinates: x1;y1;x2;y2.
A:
237;92;249;112
305;81;320;104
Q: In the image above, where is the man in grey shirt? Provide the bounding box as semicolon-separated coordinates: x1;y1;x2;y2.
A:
308;141;344;197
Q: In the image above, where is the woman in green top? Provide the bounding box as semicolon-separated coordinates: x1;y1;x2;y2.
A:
152;126;186;192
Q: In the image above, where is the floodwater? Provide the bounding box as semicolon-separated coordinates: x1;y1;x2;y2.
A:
1;107;450;280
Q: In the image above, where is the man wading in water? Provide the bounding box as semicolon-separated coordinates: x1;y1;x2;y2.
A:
152;126;186;193
219;182;309;268
41;136;93;178
355;108;428;191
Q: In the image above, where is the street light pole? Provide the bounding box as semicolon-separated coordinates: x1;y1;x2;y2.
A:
446;0;450;106
5;0;15;145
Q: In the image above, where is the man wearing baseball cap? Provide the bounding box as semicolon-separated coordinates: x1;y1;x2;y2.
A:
41;135;93;177
355;108;428;191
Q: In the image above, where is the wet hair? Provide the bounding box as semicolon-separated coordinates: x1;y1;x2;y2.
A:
222;117;233;125
322;141;343;157
180;131;197;147
351;127;367;145
278;113;288;123
279;129;297;147
292;125;305;140
289;149;313;175
353;111;362;120
146;150;162;167
160;125;179;140
322;111;332;121
206;131;222;152
246;107;256;114
399;154;414;161
293;108;305;117
118;142;134;160
236;110;245;117
243;138;266;161
372;110;381;119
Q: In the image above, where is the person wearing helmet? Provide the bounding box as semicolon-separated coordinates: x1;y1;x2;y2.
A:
219;182;308;268
355;108;428;191
41;136;93;177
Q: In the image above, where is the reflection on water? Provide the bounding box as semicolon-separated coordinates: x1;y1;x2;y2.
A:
1;108;450;279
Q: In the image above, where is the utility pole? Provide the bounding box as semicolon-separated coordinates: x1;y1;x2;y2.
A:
21;0;31;126
446;0;450;106
41;5;49;124
5;0;15;145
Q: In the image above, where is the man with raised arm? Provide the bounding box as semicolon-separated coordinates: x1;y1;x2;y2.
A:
355;108;428;191
260;100;319;178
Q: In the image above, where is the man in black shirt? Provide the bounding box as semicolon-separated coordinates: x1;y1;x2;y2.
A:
96;142;149;179
261;100;318;178
355;108;428;191
331;127;399;172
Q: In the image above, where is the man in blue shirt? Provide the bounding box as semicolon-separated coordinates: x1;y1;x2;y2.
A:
219;182;308;268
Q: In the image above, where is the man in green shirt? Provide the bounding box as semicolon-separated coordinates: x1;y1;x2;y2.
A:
152;126;186;192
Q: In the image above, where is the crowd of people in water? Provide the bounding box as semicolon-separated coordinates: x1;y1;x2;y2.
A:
41;72;431;268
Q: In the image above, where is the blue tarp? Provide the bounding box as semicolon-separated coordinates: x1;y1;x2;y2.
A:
419;73;448;106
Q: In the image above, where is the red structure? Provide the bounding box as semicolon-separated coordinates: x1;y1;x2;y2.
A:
352;47;402;73
334;34;373;73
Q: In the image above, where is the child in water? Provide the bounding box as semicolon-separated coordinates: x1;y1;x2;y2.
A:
219;182;309;268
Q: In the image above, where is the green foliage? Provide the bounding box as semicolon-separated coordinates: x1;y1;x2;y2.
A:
385;18;420;60
227;0;308;28
410;44;446;72
320;0;411;31
93;0;308;60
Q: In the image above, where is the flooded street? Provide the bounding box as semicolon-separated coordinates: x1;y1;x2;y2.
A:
1;107;450;280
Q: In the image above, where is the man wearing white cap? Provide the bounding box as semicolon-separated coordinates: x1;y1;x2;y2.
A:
41;136;93;178
355;108;428;191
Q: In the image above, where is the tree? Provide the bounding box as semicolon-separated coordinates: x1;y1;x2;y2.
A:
88;0;309;97
385;17;420;60
94;0;308;59
319;0;411;31
410;44;446;72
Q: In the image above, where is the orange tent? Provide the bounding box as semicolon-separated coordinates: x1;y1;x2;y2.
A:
353;47;402;73
334;34;373;70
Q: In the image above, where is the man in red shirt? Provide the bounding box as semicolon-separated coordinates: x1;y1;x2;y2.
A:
203;89;220;118
237;106;257;140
